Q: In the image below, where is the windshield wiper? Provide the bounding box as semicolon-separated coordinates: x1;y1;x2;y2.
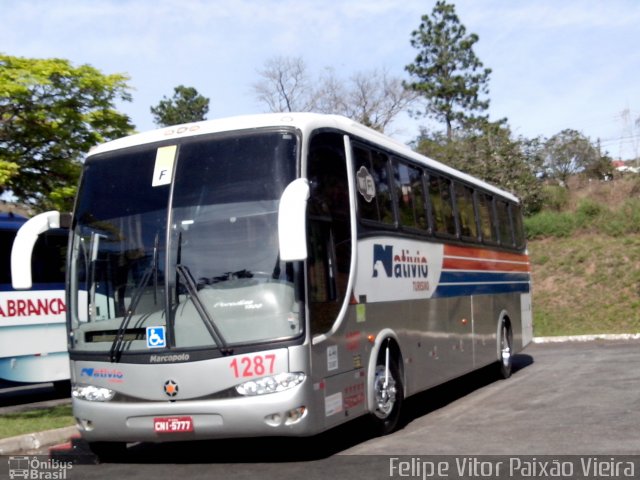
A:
110;232;160;363
176;264;232;355
109;265;154;363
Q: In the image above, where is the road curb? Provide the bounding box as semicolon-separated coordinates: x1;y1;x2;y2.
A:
533;333;640;343
0;426;78;455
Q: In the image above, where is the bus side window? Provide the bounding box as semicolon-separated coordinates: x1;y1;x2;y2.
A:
393;160;427;231
371;150;394;225
454;182;478;241
428;174;456;236
353;146;394;226
477;193;498;244
511;204;526;250
496;200;514;247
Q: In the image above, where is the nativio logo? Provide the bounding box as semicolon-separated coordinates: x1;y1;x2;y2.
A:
80;367;124;383
372;244;429;279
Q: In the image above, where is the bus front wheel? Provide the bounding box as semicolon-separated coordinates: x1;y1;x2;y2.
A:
88;441;127;462
370;354;403;435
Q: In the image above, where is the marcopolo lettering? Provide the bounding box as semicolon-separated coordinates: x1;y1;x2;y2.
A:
0;297;66;318
150;353;191;363
372;244;428;279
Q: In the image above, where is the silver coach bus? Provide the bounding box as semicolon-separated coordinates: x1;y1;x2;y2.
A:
16;113;532;459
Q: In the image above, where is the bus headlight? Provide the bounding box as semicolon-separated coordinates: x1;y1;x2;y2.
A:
72;384;115;402
235;372;305;396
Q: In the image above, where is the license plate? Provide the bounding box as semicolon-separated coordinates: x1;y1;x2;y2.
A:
153;416;194;433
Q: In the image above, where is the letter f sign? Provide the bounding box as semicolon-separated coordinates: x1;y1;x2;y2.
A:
152;145;177;187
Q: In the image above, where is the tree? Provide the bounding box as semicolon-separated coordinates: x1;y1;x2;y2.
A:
150;85;209;127
543;129;598;186
319;68;418;132
253;56;314;113
405;0;491;140
0;54;134;211
415;119;544;215
252;56;416;133
584;139;614;180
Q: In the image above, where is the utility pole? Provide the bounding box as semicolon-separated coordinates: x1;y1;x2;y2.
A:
619;107;640;169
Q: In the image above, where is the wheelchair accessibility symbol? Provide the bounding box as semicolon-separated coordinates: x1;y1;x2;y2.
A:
146;326;166;348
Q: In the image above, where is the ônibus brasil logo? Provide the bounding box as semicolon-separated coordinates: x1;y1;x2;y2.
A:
372;244;428;279
8;456;72;479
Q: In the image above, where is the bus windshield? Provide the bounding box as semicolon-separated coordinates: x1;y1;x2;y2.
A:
69;130;302;356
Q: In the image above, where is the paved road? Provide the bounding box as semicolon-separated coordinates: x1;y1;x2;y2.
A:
344;339;640;455
4;340;640;480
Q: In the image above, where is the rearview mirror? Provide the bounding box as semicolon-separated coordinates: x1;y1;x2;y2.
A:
278;178;309;261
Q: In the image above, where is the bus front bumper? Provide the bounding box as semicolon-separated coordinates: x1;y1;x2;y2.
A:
73;383;317;443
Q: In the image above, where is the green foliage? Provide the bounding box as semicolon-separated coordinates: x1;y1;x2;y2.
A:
0;405;73;439
541;185;569;211
574;198;604;227
525;211;576;238
415;119;544;215
150;85;209;127
48;185;79;212
620;199;640;233
0;160;19;185
597;199;640;236
405;0;491;139
0;54;134;211
583;151;614;180
526;197;640;239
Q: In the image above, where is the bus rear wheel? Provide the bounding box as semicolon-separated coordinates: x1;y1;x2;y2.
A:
498;319;513;379
370;355;403;435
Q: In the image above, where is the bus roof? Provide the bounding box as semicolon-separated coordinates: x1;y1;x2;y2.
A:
88;113;520;203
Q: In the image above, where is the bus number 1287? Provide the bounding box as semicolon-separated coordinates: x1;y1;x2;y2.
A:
229;354;276;378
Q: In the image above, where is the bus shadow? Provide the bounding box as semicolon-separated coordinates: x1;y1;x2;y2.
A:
69;354;534;464
398;353;533;431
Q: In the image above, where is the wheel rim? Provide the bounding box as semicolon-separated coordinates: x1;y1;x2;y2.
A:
373;364;397;419
501;324;512;368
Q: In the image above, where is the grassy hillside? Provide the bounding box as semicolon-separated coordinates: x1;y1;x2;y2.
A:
530;234;640;336
526;177;640;336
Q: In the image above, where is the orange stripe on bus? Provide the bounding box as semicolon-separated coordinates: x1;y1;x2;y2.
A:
442;257;531;272
444;244;530;263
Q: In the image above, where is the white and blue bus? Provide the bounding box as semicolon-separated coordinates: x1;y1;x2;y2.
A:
1;211;69;386
14;113;531;457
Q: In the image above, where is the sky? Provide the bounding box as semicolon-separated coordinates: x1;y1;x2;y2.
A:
1;0;639;159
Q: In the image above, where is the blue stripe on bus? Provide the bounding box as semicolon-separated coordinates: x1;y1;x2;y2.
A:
439;271;531;284
434;282;530;297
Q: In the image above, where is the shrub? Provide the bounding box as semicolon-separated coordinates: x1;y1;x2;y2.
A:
595;198;640;236
524;211;576;239
541;185;569;211
575;198;606;229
